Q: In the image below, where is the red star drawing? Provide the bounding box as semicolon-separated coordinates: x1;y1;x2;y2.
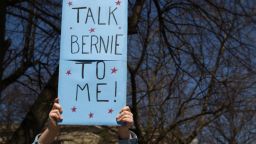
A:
66;70;71;75
89;28;95;33
68;1;72;6
71;106;77;112
108;108;114;114
111;67;118;74
115;0;121;5
89;112;94;118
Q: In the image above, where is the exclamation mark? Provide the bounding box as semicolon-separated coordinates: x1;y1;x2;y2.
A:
114;81;117;102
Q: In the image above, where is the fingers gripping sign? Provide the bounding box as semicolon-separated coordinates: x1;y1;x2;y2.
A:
116;106;134;139
116;106;133;128
48;98;63;130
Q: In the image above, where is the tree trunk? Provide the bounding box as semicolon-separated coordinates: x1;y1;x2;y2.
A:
0;0;7;98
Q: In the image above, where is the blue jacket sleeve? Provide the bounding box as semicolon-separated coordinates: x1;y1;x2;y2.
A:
118;131;138;144
32;134;41;144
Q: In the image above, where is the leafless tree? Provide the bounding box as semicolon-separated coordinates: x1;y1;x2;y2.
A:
127;0;256;143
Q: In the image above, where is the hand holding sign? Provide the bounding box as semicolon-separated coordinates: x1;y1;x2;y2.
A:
58;0;127;125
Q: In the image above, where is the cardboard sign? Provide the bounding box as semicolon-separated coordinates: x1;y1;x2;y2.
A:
58;0;127;125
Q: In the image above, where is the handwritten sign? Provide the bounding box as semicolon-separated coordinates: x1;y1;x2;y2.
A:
58;0;127;125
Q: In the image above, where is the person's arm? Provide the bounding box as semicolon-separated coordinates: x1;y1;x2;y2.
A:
117;106;138;144
33;98;62;144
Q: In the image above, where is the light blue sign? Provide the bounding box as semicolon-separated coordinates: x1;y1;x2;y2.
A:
58;0;127;125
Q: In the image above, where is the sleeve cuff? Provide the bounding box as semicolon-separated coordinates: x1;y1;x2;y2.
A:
32;134;41;144
118;131;138;144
